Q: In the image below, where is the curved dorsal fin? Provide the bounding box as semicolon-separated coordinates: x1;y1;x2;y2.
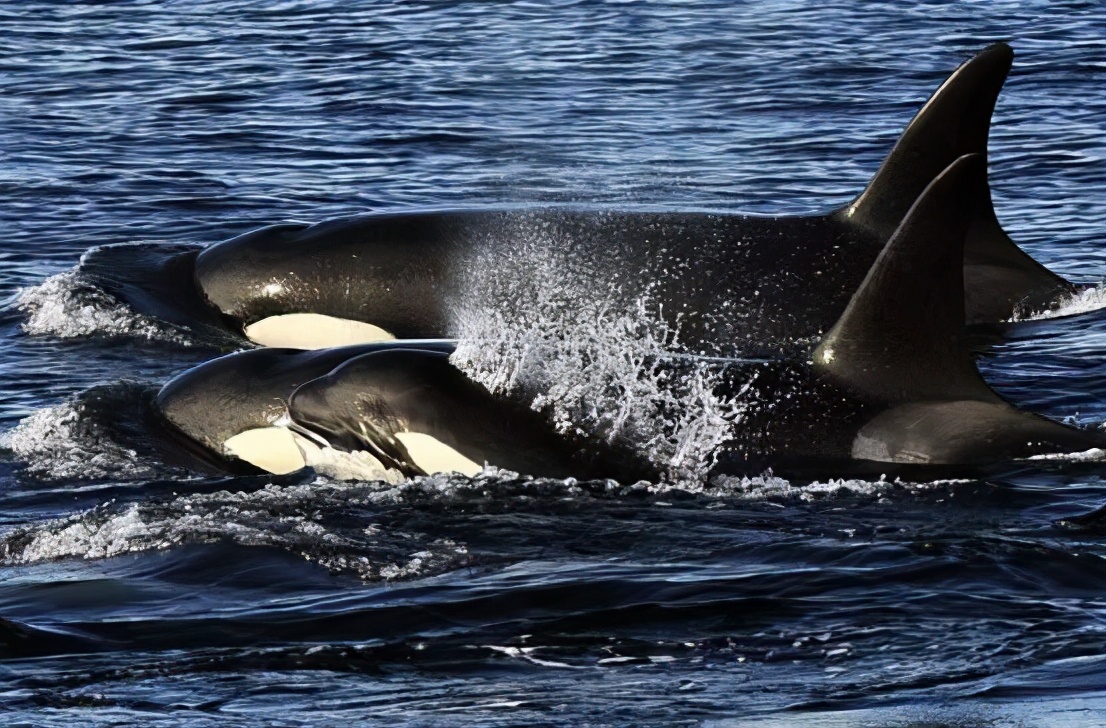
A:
815;154;996;403
842;43;1012;239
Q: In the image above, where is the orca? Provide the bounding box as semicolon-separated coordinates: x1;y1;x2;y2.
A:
75;43;1081;356
152;154;1103;481
155;340;659;481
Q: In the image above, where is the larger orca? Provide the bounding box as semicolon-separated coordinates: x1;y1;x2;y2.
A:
153;155;1103;481
78;43;1080;357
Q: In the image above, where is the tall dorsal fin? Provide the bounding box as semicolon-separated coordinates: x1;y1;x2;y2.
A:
842;43;1012;239
815;154;997;403
960;176;1076;322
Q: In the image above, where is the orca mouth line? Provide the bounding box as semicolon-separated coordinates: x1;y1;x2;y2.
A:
277;414;331;451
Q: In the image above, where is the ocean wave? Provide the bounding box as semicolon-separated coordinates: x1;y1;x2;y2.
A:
0;479;472;581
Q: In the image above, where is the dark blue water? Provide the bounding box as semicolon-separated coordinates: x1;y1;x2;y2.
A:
2;2;1106;725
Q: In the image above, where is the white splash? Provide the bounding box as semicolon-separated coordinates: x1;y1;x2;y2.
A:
1027;448;1106;462
15;269;190;345
6;505;155;563
707;473;970;502
449;225;745;485
1011;283;1106;322
1;400;157;481
295;433;406;483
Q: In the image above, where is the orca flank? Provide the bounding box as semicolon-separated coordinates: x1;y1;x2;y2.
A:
719;154;1103;474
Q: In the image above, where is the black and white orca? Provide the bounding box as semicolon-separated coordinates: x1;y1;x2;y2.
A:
155;340;659;481
153;154;1103;480
79;43;1081;357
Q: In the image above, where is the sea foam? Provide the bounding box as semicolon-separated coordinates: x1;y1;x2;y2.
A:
1011;283;1106;322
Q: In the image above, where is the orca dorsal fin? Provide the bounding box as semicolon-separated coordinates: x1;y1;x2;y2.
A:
841;43;1012;239
815;154;997;404
960;174;1076;323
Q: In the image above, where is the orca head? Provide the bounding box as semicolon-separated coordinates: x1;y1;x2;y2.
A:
287;348;488;477
154;341;457;475
193;215;457;349
193;222;407;349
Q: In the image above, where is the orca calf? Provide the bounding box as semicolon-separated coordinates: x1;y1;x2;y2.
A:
153;155;1102;480
78;43;1079;357
155;340;659;481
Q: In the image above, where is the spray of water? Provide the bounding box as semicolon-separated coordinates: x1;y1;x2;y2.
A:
1;396;160;481
1010;283;1106;322
448;221;746;485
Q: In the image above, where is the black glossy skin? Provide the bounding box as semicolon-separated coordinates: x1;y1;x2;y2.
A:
156;341;455;459
720;154;1103;474
158;155;1098;481
156;341;657;481
155;157;1103;481
195;209;877;358
716;359;1104;476
154;336;1103;481
139;45;1096;481
287;347;659;481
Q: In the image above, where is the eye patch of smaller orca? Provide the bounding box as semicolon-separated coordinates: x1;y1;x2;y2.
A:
70;43;1084;355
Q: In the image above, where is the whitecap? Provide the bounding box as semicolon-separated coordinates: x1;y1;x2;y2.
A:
1011;283;1106;322
1;398;159;481
14;269;191;345
1027;447;1106;462
0;481;471;582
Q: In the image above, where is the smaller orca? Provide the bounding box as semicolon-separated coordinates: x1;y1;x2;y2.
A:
153;156;1103;482
155;341;658;481
73;43;1085;356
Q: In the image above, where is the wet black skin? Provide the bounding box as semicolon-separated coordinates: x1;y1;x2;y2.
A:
156;341;659;481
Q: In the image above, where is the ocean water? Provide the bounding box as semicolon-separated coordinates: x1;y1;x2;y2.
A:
2;1;1106;725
